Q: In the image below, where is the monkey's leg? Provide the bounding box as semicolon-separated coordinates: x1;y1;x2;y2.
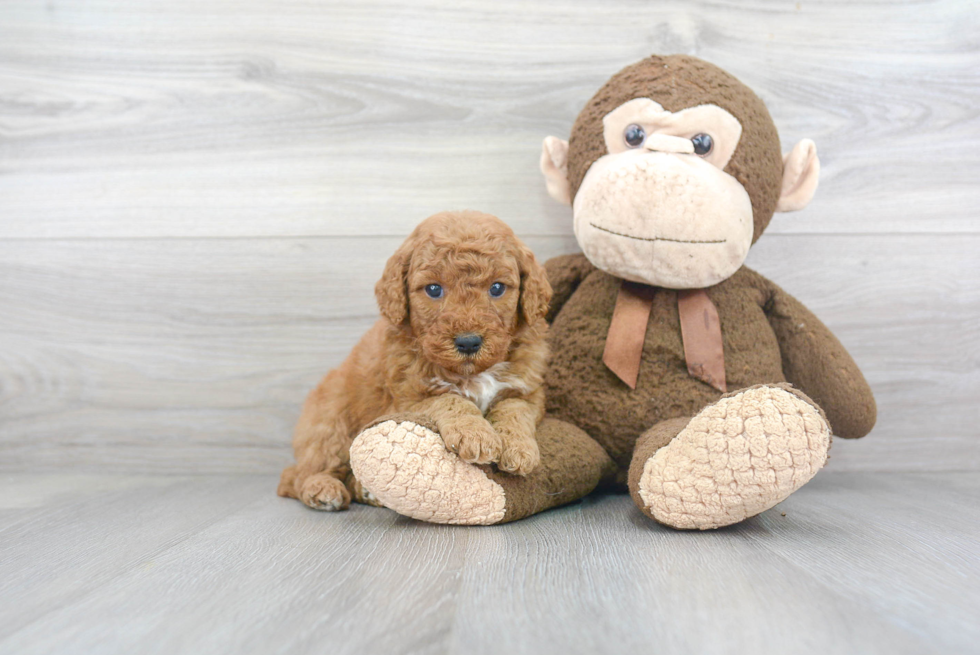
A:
628;384;831;530
349;415;616;525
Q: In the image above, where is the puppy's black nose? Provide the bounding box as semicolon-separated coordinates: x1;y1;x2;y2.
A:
454;333;483;355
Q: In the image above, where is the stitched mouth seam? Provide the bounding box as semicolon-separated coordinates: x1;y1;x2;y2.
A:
589;223;726;244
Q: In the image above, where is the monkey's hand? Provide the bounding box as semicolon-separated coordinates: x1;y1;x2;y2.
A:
766;283;876;439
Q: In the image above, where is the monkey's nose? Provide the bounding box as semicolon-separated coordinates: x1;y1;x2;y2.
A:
643;133;695;154
454;333;483;355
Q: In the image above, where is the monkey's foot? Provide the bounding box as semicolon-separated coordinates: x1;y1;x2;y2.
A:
349;418;507;525
636;385;831;530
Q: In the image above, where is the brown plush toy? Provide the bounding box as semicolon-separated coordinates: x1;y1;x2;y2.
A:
350;55;876;529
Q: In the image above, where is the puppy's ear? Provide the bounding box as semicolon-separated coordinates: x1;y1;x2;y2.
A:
375;236;414;325
514;240;552;326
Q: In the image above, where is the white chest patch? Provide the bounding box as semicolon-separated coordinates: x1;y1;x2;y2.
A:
428;363;530;413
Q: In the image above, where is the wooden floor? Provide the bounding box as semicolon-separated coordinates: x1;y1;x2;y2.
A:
0;471;977;655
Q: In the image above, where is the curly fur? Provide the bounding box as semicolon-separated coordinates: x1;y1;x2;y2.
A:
278;210;552;511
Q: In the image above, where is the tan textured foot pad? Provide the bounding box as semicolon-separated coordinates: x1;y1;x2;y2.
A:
349;420;506;525
638;386;831;530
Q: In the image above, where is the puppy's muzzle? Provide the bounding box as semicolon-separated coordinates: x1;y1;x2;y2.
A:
454;333;483;356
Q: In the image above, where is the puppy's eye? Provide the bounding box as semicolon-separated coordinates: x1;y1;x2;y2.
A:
691;133;713;156
624;124;646;148
488;282;506;298
424;284;443;299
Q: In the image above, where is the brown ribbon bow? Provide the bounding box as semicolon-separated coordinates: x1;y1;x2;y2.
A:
602;281;727;392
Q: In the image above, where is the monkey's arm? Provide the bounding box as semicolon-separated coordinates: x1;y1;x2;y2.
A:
765;283;876;439
544;253;596;323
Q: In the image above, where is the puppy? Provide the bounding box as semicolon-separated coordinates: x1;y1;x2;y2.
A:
278;210;552;511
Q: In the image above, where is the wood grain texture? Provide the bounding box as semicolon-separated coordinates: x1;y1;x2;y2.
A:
0;475;268;642
1;0;979;473
1;235;977;473
0;0;977;239
0;472;977;655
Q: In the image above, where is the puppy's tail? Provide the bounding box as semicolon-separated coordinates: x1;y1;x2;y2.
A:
277;466;299;498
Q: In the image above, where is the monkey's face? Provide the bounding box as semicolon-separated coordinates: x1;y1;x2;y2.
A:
541;56;821;289
572;98;753;289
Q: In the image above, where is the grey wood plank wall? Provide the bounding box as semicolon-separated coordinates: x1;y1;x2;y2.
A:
1;0;978;473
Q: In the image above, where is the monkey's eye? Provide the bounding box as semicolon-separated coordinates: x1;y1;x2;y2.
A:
623;124;646;148
424;284;443;299
488;282;506;298
691;133;713;156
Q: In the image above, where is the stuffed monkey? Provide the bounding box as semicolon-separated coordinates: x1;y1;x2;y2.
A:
350;55;876;529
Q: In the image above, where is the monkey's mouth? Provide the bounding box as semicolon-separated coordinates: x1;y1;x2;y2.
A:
589;223;726;245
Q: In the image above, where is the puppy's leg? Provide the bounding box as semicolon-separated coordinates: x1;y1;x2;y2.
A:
296;472;351;511
411;393;502;465
277;465;299;498
279;383;354;511
487;389;545;476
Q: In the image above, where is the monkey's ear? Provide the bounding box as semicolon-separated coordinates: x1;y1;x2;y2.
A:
776;139;820;213
375;238;413;325
514;241;553;326
540;136;572;206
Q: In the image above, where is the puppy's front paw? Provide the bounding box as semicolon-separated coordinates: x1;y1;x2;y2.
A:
441;416;502;465
299;473;351;511
497;433;540;476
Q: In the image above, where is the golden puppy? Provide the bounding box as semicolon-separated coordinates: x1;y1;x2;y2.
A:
278;210;552;511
